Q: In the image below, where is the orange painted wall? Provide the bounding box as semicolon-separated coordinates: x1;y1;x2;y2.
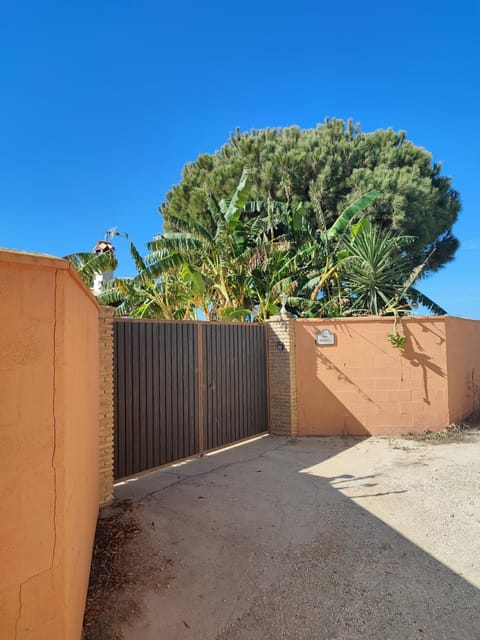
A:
295;317;450;436
445;317;480;424
0;250;99;640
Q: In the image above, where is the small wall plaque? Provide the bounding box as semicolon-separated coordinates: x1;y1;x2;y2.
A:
315;329;335;346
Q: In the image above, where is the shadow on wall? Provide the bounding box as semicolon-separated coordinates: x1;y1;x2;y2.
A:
298;326;370;435
116;436;480;639
402;322;446;405
295;319;450;435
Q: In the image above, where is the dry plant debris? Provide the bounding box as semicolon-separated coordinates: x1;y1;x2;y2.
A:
83;499;141;632
403;410;480;444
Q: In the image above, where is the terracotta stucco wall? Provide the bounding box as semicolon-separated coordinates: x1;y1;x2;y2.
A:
0;250;99;640
445;317;480;424
295;317;449;436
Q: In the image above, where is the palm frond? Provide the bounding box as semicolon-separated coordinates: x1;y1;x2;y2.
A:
408;288;447;315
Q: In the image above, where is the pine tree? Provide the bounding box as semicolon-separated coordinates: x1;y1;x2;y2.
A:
160;119;460;274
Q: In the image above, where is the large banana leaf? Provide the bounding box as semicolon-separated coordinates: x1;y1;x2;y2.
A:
325;189;380;241
221;168;251;233
180;264;206;296
64;251;117;285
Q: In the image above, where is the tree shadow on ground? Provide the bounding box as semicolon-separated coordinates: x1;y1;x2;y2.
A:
114;435;480;640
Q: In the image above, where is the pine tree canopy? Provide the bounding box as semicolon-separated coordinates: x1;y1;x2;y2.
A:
160;118;460;274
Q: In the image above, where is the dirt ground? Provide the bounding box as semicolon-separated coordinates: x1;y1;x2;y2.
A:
93;434;480;639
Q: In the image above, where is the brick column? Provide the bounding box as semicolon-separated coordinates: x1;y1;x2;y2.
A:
267;313;298;436
98;305;115;507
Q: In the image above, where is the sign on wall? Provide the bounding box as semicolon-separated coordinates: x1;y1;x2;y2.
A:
315;329;335;346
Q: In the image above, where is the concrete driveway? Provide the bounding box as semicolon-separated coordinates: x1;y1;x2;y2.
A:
114;435;480;639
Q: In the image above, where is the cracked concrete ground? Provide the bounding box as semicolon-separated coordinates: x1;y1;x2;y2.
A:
114;435;480;640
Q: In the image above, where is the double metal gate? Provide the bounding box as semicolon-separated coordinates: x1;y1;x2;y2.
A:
114;319;269;479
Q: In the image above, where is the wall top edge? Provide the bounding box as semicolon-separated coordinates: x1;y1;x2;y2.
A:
113;317;267;327
111;316;480;325
295;315;479;324
0;248;71;269
295;316;448;324
443;316;480;324
0;248;100;309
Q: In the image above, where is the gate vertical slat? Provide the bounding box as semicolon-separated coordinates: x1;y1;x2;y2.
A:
212;325;218;449
250;329;257;436
232;325;239;442
139;324;146;471
205;325;211;450
222;326;228;446
222;326;229;446
125;322;133;476
164;323;172;464
158;323;166;466
173;325;180;461
253;328;259;436
244;328;251;437
206;325;213;450
239;327;246;439
230;326;236;442
216;326;220;447
145;323;153;470
197;323;204;455
252;329;258;436
131;323;138;472
151;323;159;468
181;324;187;458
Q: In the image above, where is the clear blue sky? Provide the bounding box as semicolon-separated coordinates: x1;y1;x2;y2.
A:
1;1;479;316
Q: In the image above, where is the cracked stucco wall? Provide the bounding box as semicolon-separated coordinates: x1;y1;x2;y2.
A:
0;250;100;640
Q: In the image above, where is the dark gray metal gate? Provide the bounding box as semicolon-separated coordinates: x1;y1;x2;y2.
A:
114;320;268;479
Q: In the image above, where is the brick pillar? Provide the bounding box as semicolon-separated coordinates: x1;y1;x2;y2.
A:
267;313;298;436
98;305;115;507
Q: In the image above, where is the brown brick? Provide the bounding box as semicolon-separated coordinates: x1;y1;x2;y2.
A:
267;313;297;437
98;305;114;507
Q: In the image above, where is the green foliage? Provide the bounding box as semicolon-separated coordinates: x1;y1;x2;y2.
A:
161;119;460;275
147;173;289;321
63;251;117;286
339;221;415;315
97;173;446;322
143;174;443;320
98;242;200;319
387;332;408;350
324;189;380;241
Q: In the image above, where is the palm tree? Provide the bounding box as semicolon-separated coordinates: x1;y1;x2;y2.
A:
338;219;446;316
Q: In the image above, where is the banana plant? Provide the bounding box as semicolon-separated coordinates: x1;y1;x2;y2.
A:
98;241;202;319
300;189;381;304
63;250;117;286
146;169;278;319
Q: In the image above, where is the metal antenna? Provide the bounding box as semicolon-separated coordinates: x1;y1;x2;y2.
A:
104;227;118;243
104;227;129;243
